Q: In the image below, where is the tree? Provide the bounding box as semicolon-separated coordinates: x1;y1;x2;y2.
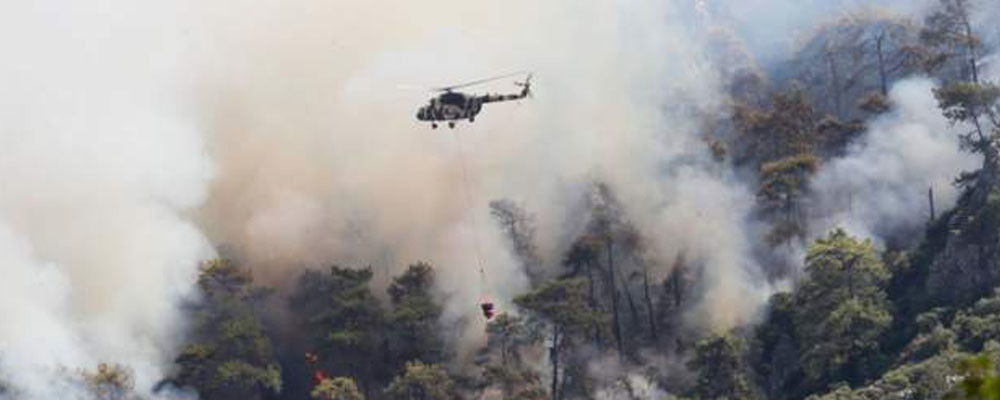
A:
514;278;604;400
788;14;923;119
923;80;1000;305
572;183;651;359
482;365;547;400
935;82;1000;192
483;313;546;399
386;263;445;368
562;237;603;346
793;229;892;387
954;289;1000;352
733;88;817;166
755;292;803;398
589;184;627;358
384;361;457;400
758;153;821;246
689;333;761;400
953;353;1000;400
804;352;963;399
485;313;527;367
936;82;1000;156
920;0;983;83
169;259;281;399
289;266;385;391
311;376;365;400
490;199;542;282
80;363;139;400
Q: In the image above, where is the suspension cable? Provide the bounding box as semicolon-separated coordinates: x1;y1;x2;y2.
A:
451;130;489;296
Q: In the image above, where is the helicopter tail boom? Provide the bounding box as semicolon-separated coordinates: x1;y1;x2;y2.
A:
479;74;531;104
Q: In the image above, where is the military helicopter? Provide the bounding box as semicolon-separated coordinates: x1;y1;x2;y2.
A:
415;72;532;129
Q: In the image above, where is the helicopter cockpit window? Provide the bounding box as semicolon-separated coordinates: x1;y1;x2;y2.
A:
440;92;466;106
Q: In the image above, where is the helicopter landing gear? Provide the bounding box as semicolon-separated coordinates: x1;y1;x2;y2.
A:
431;123;438;129
448;121;456;129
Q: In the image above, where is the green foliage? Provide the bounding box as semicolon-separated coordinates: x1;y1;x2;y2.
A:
794;229;892;386
485;313;533;366
920;0;982;81
689;333;761;400
490;199;541;279
935;83;1000;124
171;259;281;399
755;292;802;397
920;0;980;48
514;278;606;400
80;363;139;400
387;263;445;367
759;153;821;245
759;154;821;201
959;190;1000;246
954;289;1000;352
482;364;546;400
513;278;604;335
482;313;546;398
800;298;892;381
215;361;281;393
312;376;365;400
952;352;1000;400
857;92;890;114
900;323;957;363
734;87;818;165
806;352;962;400
934;82;1000;160
290;266;385;386
384;361;457;400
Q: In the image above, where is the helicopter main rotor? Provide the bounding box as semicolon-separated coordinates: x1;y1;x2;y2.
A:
433;71;531;93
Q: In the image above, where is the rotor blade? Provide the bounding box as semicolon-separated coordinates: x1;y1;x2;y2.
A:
514;73;532;86
434;71;531;92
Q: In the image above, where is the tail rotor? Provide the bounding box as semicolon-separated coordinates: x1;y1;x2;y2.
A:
515;74;533;98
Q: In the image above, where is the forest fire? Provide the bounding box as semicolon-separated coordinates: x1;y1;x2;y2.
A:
1;0;998;399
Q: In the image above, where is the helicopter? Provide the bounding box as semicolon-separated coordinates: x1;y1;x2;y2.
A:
415;72;532;129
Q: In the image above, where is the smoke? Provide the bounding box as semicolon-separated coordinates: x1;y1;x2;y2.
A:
593;374;672;400
9;0;974;397
190;0;770;342
0;2;214;398
809;78;980;243
701;0;932;64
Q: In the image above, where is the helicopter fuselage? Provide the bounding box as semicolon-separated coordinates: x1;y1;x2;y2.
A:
415;92;484;123
415;84;529;128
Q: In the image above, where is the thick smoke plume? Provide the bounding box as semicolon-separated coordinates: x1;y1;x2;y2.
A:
191;0;770;343
0;2;214;398
810;78;980;243
5;0;980;398
0;0;767;395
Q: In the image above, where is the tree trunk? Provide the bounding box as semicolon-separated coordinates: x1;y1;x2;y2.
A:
501;334;509;366
672;269;683;308
617;266;642;335
845;255;859;300
962;15;979;83
551;325;561;400
586;259;601;347
826;50;843;117
643;269;659;342
607;239;624;358
875;31;888;96
928;186;936;223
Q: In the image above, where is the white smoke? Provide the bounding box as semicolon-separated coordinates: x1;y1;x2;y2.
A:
7;0;961;396
189;0;771;343
0;1;214;398
593;374;674;400
810;77;980;242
